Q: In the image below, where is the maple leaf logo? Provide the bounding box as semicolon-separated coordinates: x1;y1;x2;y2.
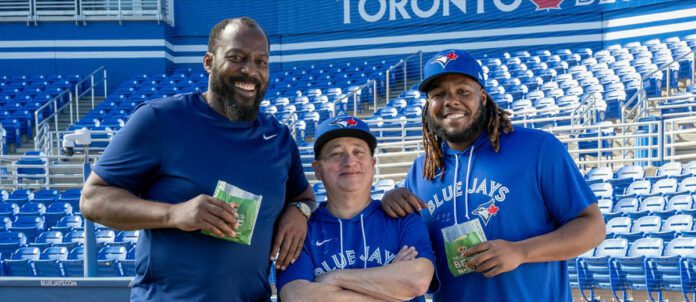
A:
432;50;460;68
330;117;359;128
530;0;564;11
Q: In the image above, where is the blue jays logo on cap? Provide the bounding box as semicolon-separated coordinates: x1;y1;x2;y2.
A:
432;50;460;68
329;116;359;128
314;115;377;159
419;49;486;92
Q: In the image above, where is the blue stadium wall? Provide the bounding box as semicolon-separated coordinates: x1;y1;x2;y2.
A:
1;0;695;91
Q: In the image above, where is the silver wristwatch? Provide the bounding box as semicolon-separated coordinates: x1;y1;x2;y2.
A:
290;201;312;219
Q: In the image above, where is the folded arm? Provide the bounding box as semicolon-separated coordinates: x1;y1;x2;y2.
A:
318;258;434;302
280;280;382;302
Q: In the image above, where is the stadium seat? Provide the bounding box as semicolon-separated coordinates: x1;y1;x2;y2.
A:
4;246;40;276
32;246;68;277
606;217;632;237
43;202;73;228
60;246;84;277
579;238;629;289
9;216;44;241
97;246;127;276
54;229;84;250
625;215;662;240
51;215;83;232
612;237;664;295
30;230;63;249
646;237;696;301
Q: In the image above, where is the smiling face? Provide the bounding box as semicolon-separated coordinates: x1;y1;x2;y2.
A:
204;22;269;121
313;137;375;199
424;73;488;150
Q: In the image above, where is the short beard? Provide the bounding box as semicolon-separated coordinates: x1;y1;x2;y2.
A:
209;67;265;121
425;102;487;144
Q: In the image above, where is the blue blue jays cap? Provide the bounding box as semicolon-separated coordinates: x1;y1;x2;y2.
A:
314;115;377;159
418;49;486;93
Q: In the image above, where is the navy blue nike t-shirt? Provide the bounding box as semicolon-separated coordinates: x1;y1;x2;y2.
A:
93;92;308;301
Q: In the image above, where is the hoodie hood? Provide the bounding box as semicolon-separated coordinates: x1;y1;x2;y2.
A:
437;130;493;224
311;199;381;223
441;129;491;157
308;200;381;270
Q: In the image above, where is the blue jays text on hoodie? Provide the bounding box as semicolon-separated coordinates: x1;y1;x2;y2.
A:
276;200;437;301
405;126;596;302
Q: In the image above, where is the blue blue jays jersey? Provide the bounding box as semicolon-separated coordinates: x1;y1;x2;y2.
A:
405;127;595;302
277;201;436;301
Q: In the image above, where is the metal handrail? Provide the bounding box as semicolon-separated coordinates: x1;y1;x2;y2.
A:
33;89;73;150
570;92;602;132
625;47;696;123
385;51;423;103
73;66;107;123
336;79;376;116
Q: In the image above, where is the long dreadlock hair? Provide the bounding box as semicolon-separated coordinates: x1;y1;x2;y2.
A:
422;93;513;181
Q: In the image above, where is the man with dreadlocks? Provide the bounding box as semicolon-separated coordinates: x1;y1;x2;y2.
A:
381;49;605;302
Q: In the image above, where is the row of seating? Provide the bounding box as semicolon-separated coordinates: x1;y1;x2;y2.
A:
0;74;82;148
570;237;696;302
0;245;134;277
0;228;138;260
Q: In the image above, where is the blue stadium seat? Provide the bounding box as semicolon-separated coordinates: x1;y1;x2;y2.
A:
97;245;127;276
0;202;19;217
598;198;614;216
113;230;139;249
4;246;40;276
9;216;44;241
646;237;696;302
585;167;613;184
590;182;613;200
616;180;651;199
606;217;632;238
625;215;662;239
17;201;46;216
44;201;72;228
610;166;645;192
30;230;63;249
612;237;664;297
32;246;68;277
54;229;84;250
579;238;629;289
96;229;116;248
51;215;83;232
60;246;84;277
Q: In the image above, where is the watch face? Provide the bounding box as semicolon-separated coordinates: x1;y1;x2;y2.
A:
297;202;311;216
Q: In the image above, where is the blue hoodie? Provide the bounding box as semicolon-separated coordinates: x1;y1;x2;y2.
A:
277;200;436;301
405;127;596;302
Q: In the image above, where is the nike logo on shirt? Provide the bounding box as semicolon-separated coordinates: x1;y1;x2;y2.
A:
263;133;278;140
315;239;333;247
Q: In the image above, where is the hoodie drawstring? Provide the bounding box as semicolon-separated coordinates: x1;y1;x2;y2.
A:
464;145;475;221
338;219;344;270
454;145;476;224
360;214;367;269
453;154;460;224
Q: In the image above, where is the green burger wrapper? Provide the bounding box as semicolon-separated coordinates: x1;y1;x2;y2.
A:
202;180;262;245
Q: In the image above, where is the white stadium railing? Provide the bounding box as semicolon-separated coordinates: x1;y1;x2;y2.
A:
0;0;174;25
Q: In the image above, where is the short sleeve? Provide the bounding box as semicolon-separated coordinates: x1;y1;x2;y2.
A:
398;214;436;264
398;213;439;293
537;134;596;225
284;139;309;202
92;103;161;194
404;158;420;193
276;243;315;293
